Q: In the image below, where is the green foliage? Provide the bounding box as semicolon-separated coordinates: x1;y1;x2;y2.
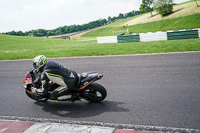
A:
118;13;125;19
153;0;173;16
140;0;154;16
0;34;200;60
108;16;112;22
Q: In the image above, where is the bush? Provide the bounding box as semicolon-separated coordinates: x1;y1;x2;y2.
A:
153;0;173;16
156;4;173;16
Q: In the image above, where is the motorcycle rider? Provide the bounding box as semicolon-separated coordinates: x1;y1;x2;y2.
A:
32;55;79;101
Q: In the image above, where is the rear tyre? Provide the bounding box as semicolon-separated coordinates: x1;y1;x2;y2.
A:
81;83;107;102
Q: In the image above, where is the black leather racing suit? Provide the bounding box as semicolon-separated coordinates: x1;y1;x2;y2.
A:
38;60;78;100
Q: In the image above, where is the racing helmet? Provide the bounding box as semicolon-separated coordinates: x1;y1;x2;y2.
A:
32;55;47;72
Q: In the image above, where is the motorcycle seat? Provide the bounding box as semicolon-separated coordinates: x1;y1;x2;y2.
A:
76;72;98;88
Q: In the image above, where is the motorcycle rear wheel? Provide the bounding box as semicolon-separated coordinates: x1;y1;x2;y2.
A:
82;83;107;102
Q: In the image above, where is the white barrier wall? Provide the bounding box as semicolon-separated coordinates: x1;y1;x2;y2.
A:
140;32;167;42
97;36;118;44
97;28;200;44
198;29;200;38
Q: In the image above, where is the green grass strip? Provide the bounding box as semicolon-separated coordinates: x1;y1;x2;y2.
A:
0;34;199;60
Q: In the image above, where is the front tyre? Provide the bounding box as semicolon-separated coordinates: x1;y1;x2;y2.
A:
25;90;48;102
82;83;107;102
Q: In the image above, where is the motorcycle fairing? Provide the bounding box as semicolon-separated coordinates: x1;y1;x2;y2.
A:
78;72;103;90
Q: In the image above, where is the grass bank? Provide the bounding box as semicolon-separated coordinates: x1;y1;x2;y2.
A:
0;34;200;60
82;13;200;37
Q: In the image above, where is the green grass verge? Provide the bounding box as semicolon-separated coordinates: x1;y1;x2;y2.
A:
0;34;200;60
82;13;200;37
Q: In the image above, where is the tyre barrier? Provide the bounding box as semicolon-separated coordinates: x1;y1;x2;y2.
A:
97;28;200;44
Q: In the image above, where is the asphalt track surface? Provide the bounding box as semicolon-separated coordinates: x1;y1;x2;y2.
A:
0;52;200;130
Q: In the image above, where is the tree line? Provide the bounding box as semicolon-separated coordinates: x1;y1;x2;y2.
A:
3;10;140;37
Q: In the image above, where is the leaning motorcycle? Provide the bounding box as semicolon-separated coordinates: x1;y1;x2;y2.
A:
23;70;107;103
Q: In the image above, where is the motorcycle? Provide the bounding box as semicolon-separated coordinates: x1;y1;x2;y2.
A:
23;70;107;103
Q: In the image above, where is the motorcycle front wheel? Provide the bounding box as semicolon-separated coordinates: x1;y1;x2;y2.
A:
81;83;107;102
25;90;48;102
